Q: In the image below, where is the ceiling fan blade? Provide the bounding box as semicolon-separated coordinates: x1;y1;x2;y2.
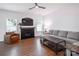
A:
38;6;46;9
29;3;46;10
35;3;38;6
29;6;35;10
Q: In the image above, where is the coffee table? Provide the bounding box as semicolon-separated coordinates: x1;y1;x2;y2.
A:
42;36;66;55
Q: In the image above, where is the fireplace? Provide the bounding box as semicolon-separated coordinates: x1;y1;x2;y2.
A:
21;28;34;39
20;18;35;39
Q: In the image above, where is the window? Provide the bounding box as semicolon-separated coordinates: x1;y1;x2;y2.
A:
6;19;17;32
36;22;42;31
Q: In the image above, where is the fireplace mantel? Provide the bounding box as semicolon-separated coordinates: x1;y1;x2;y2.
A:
20;26;35;28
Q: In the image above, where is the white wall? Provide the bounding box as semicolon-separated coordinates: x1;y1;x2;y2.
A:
44;4;79;32
0;10;23;41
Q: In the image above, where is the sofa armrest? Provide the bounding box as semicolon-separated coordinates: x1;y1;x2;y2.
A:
4;34;11;44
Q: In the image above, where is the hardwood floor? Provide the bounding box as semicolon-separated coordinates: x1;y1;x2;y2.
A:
0;37;64;56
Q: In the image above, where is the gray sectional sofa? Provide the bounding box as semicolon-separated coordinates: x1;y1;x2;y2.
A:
41;30;79;55
45;30;79;45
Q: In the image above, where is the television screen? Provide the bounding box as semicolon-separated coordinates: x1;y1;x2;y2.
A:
22;18;33;26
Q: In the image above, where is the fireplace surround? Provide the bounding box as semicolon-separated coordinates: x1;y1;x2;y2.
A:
20;18;35;39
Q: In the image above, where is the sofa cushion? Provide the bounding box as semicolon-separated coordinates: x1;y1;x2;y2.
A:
58;31;68;38
53;30;59;36
66;38;78;44
67;31;79;41
49;35;77;44
50;35;67;40
49;30;53;35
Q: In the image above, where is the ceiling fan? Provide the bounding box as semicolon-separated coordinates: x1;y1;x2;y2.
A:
29;3;46;10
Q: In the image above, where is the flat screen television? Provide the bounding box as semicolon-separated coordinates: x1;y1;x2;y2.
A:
22;18;33;26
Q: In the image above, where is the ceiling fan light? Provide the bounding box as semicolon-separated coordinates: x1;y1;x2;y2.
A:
36;6;38;8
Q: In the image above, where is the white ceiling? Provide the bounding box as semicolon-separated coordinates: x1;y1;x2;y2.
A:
0;3;33;12
0;3;79;15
